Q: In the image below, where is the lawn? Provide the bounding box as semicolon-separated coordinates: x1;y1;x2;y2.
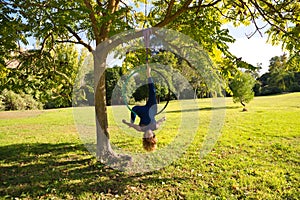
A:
0;93;299;199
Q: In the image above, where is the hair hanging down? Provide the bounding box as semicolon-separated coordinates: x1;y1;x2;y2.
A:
143;136;157;151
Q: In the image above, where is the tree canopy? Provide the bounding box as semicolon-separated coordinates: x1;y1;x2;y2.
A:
230;71;256;110
255;54;300;95
1;0;299;55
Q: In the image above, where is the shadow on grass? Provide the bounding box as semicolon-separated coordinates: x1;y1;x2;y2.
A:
0;143;184;199
166;105;240;113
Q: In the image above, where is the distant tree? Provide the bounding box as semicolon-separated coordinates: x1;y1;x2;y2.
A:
131;69;170;103
0;89;43;111
256;54;300;95
105;67;122;105
42;44;84;108
2;43;84;108
230;72;256;111
268;55;291;92
122;50;175;102
76;70;95;106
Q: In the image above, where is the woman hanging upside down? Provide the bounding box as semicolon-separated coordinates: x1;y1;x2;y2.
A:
122;65;166;151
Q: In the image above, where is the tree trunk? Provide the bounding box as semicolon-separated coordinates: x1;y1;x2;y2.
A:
156;95;160;104
93;39;132;167
240;101;245;107
240;101;248;111
93;46;132;168
93;49;116;161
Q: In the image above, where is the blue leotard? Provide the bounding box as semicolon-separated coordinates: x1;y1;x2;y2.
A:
131;77;157;129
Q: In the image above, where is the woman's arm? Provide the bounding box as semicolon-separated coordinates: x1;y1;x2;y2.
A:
122;119;143;132
156;116;166;128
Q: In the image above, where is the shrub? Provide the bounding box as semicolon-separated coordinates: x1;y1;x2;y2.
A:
288;83;300;92
0;89;43;111
1;89;26;110
22;93;44;110
0;97;5;111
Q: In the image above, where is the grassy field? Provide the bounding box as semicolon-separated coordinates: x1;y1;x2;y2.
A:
0;93;299;199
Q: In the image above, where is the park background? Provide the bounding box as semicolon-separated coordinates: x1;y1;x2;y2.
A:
1;0;299;199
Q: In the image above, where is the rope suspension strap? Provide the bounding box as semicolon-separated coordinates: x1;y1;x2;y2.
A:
122;28;170;115
143;28;152;63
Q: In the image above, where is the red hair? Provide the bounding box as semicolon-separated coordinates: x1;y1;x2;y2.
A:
142;136;157;151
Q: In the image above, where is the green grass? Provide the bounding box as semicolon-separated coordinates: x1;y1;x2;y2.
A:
0;93;299;199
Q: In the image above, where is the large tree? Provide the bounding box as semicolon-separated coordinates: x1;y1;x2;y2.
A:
1;0;299;162
256;54;300;95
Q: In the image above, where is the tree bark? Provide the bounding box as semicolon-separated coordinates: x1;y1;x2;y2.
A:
93;47;116;161
240;101;248;111
240;101;245;107
86;0;125;162
94;47;132;165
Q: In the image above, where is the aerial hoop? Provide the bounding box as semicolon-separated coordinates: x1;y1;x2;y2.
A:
122;67;171;116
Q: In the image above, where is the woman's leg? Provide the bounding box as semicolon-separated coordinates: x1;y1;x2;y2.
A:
145;65;157;120
146;77;157;107
131;105;148;124
145;78;157;122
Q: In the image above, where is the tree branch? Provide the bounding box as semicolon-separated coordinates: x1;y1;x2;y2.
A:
154;0;194;27
64;26;93;52
245;23;268;39
214;7;238;21
155;0;222;27
84;0;101;44
199;0;222;8
98;0;120;42
187;0;221;9
250;0;286;33
40;32;54;52
165;0;175;18
56;39;93;52
243;3;264;38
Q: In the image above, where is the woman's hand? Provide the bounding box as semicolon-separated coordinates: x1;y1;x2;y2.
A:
122;119;131;127
122;119;142;131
